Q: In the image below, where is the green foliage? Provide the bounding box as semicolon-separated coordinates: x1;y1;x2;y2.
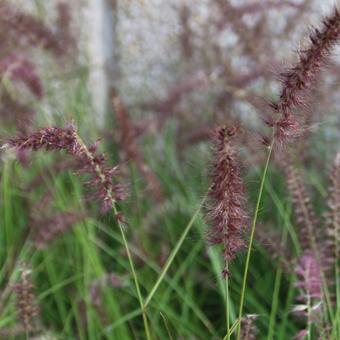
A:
0;67;338;340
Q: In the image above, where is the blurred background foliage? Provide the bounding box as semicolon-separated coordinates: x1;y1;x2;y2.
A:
0;0;339;339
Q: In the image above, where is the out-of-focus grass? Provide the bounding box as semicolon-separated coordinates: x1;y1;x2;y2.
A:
0;72;338;339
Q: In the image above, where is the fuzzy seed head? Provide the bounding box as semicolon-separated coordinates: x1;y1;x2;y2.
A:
206;126;248;276
6;124;126;214
12;267;39;332
269;8;340;143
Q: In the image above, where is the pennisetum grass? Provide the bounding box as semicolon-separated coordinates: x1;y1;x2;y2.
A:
233;7;340;338
294;251;323;339
204;126;248;339
1;3;340;339
4;123;210;339
205;126;248;278
12;264;40;334
236;136;275;339
3;124;153;338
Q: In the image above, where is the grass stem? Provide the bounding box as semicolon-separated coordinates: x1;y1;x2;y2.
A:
236;139;274;340
225;264;230;340
112;204;152;340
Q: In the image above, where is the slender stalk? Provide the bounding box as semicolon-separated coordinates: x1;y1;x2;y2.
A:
236;139;274;340
306;273;312;340
144;198;204;308
160;312;175;340
223;318;241;340
112;204;151;340
225;264;230;340
335;247;340;338
69;134;151;338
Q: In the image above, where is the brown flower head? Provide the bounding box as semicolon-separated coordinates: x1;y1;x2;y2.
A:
295;251;322;302
294;251;323;338
323;152;340;285
5;124;126;213
12;266;40;332
268;8;340;143
240;315;258;340
282;157;319;251
206;126;248;276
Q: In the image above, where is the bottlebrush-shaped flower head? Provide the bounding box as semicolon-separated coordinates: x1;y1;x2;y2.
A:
5;124;126;213
12;266;40;332
323;152;340;285
206;126;248;277
294;251;323;338
268;8;340;143
295;251;322;302
240;315;258;340
282;157;319;251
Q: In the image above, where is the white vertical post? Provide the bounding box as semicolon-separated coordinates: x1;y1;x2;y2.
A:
84;0;118;124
